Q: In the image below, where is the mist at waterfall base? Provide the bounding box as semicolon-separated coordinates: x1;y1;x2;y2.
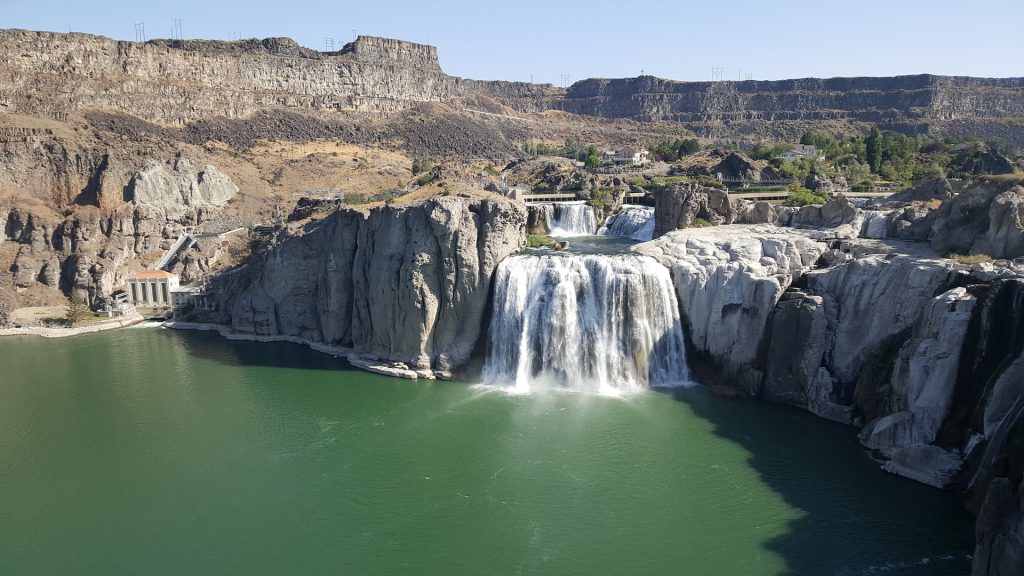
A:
0;329;973;575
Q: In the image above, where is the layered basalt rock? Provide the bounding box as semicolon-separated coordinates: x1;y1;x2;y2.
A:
217;194;526;374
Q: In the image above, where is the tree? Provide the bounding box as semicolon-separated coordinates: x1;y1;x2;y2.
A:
865;126;883;174
65;292;87;327
585;154;601;168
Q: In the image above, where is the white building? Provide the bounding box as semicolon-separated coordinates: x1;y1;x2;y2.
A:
604;147;650;166
170;286;215;313
127;270;179;307
776;144;824;162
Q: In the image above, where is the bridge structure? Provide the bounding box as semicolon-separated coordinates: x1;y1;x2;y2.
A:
520;189;890;204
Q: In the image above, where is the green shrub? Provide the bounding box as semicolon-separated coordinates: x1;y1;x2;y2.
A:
483;163;500;176
527;235;555;248
587;188;615;210
689;218;713;228
784;184;829;206
415;173;435;186
411;159;433;175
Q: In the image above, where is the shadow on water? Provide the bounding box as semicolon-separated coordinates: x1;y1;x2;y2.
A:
661;385;974;576
167;329;357;372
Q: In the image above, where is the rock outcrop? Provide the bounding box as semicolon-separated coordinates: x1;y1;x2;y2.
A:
218;194;526;375
652;184;733;237
127;158;239;217
637;224;1023;494
931;180;1024;259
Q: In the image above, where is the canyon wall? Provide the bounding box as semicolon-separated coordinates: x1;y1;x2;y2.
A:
0;30;554;124
1;29;1022;143
217;194;526;375
560;75;1024;143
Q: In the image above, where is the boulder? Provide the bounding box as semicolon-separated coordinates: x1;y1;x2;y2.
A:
804;173;849;194
931;180;1024;259
653;183;734;237
791;195;859;228
734;200;776;224
871;178;953;207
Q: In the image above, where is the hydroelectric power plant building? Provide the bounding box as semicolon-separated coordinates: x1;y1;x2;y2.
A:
126;270;179;307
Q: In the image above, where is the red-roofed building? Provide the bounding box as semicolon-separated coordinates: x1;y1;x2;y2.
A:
127;270;180;306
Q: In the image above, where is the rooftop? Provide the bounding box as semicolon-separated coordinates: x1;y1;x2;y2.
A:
130;270;177;280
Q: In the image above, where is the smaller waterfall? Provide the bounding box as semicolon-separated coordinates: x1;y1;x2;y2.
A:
598;205;656;241
537;202;598;236
860;210;892;239
483;253;690;394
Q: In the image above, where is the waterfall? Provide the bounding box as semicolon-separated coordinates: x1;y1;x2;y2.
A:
537;202;598;236
860;210;891;239
598;205;655;241
483;253;690;394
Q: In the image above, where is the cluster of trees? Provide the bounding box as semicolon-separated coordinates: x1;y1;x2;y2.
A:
649;138;701;162
752;127;1020;189
525;139;598;161
798;128;1018;183
526;137;701;166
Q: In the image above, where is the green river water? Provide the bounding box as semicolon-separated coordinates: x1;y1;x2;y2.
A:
0;327;973;575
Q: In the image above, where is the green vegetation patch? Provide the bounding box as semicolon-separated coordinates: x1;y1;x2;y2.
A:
946;253;993;265
527;235;556;248
784;184;829;206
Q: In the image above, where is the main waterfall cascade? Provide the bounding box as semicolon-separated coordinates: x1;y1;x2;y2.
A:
537;202;598;236
483;253;690;394
598;205;656;241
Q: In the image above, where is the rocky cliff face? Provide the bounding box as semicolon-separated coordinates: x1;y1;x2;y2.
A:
2;29;1022;144
1;157;239;303
638;221;1023;576
0;30;553;125
218;194;526;374
560;75;1024;144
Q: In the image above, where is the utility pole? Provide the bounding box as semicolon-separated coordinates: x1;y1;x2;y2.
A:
351;29;357;41
171;18;183;40
325;37;335;51
134;22;146;43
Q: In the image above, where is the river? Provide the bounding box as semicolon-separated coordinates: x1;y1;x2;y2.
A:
0;327;972;575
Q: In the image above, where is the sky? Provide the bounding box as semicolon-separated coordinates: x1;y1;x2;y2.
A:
1;0;1021;84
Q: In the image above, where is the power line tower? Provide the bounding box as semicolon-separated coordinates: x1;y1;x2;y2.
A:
134;22;146;43
171;18;182;40
325;37;335;51
711;67;723;82
744;73;753;81
560;74;571;88
351;29;357;41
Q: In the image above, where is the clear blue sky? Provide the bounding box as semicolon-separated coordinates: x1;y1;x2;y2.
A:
2;0;1021;84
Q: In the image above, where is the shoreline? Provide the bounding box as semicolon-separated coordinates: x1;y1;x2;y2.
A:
0;312;146;339
162;321;440;380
